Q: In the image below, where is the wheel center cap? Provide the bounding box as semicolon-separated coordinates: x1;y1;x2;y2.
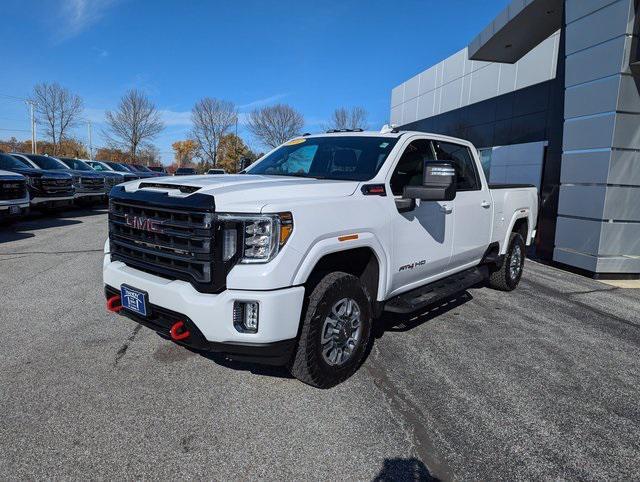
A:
336;324;350;344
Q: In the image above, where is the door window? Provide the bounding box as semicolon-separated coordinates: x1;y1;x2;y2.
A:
432;141;480;191
389;139;435;196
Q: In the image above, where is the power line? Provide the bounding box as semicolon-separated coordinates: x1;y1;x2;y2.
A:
0;127;31;133
0;116;30;123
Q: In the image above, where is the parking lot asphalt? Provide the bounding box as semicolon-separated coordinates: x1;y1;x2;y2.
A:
1;209;639;480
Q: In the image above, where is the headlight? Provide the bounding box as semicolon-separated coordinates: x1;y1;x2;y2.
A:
218;212;293;264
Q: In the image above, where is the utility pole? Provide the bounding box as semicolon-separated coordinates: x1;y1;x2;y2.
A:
235;115;239;171
26;100;37;154
87;120;93;159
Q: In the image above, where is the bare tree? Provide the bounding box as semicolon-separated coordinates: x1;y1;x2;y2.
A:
247;104;305;149
103;89;164;162
329;106;369;130
191;98;237;167
31;82;83;155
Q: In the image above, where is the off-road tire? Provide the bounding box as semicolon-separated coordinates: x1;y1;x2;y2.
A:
290;272;372;389
489;232;525;291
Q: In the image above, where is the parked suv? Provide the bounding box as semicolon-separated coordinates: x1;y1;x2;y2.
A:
62;158;124;194
0;153;74;210
174;167;197;176
12;153;106;206
148;166;168;175
0;169;29;222
86;160;139;183
103;130;538;388
57;157;110;204
128;164;164;177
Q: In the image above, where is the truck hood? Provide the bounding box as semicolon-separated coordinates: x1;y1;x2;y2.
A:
128;174;360;211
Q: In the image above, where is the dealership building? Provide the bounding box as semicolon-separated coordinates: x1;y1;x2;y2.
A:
390;0;640;277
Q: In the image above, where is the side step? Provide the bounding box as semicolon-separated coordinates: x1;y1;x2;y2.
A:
384;266;489;314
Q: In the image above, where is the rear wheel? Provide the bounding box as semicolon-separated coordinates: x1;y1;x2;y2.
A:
489;232;525;291
290;272;372;388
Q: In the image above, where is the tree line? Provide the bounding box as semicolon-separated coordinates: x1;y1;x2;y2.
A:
0;81;370;172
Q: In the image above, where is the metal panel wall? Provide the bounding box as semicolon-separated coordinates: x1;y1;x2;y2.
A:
390;32;560;126
554;0;640;274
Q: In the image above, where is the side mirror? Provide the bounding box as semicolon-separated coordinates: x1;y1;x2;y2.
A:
403;161;456;201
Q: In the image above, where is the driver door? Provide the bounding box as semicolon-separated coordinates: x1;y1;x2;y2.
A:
388;138;454;295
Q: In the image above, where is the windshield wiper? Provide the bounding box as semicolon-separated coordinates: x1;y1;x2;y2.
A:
264;172;328;180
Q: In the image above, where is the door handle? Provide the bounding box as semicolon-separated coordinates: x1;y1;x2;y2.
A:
441;204;453;214
481;201;491;208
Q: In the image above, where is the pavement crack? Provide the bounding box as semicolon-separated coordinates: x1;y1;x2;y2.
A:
114;325;142;366
364;344;452;481
0;255;27;262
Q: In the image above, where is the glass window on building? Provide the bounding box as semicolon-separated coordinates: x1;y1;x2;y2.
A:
478;148;492;181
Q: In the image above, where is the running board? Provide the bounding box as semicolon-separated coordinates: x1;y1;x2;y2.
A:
384;266;489;314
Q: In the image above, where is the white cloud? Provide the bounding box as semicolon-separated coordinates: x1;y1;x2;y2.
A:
238;93;288;111
159;110;192;127
56;0;119;42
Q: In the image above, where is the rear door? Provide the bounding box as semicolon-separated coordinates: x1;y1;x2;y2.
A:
432;140;492;268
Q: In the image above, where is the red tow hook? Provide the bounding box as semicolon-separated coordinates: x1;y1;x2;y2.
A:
170;321;190;341
106;295;123;313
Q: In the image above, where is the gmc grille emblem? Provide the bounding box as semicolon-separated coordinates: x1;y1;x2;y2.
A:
125;214;165;233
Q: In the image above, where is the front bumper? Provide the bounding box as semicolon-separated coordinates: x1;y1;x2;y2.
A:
30;195;75;206
0;197;29;217
74;191;107;202
0;196;30;208
103;258;305;364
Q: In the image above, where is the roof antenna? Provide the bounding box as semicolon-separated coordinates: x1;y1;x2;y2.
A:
380;124;399;134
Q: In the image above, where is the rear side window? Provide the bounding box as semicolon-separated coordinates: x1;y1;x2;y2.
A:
433;141;480;191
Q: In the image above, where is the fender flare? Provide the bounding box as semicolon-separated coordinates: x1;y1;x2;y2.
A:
501;209;531;254
291;231;390;302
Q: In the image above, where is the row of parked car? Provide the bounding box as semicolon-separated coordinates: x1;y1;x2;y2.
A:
0;152;170;222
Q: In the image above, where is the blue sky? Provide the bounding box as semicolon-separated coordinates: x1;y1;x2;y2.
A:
1;0;508;163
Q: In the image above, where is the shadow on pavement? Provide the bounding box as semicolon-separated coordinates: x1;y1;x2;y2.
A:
200;352;295;379
373;457;438;481
0;217;82;243
375;291;474;338
0;206;108;244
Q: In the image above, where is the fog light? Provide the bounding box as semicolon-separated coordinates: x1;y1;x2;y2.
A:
233;301;259;333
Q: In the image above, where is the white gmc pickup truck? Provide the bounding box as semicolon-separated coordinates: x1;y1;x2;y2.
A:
103;129;538;388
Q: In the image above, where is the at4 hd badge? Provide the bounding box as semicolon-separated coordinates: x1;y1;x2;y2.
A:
399;259;427;272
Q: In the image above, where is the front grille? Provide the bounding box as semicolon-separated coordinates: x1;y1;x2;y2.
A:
109;199;216;288
42;178;73;193
80;177;105;190
0;180;27;200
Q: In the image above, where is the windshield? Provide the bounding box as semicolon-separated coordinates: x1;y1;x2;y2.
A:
246;136;399;181
106;162;129;172
24;154;67;170
133;164;152;172
59;158;93;171
0;154;30;170
88;161;109;172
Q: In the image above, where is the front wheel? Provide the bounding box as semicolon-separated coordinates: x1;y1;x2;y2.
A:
488;232;525;291
290;272;372;388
